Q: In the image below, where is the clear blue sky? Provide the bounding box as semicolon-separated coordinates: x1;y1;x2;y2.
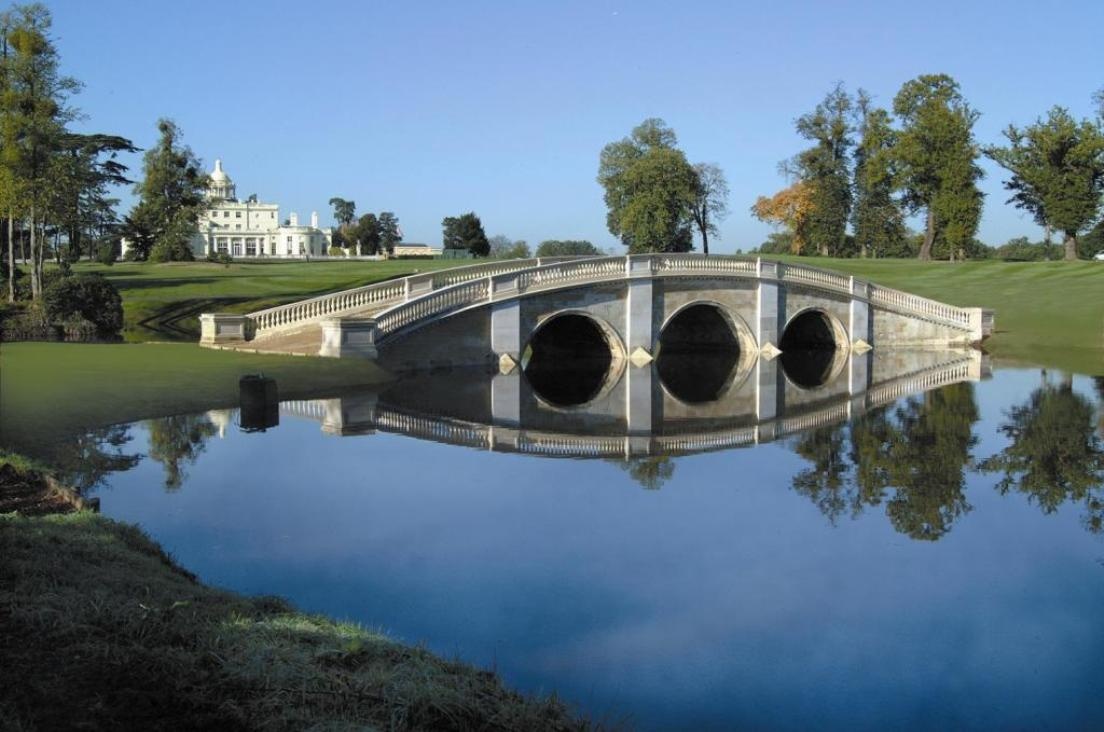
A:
45;0;1104;252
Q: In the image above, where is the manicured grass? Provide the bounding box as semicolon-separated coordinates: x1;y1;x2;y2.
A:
771;256;1104;374
72;259;457;341
0;342;388;460
0;507;583;730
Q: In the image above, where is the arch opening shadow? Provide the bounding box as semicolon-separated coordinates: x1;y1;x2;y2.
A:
780;310;841;388
523;314;614;407
656;304;741;404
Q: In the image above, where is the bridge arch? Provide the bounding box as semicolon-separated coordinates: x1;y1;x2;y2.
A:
655;301;757;404
521;310;626;408
781;307;849;351
779;308;849;389
657;300;758;355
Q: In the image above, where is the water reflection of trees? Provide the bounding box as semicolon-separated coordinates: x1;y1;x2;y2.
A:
146;415;218;491
615;456;676;491
48;425;142;494
980;375;1104;534
789;382;979;541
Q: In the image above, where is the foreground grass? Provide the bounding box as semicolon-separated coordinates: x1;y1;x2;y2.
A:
0;507;582;730
0;342;387;460
773;257;1104;373
71;259;457;341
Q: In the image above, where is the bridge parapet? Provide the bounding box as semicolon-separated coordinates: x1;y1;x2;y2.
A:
238;256;587;341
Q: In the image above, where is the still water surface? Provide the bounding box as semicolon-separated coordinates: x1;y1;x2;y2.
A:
63;363;1104;730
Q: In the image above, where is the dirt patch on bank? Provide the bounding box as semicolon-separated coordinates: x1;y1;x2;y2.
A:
0;463;98;515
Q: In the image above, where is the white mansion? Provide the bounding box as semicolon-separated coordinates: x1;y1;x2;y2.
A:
122;159;334;259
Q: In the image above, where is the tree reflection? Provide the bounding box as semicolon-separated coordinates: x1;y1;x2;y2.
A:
145;415;218;491
47;425;142;494
788;382;979;541
790;424;856;523
882;383;978;540
616;455;675;491
980;375;1104;534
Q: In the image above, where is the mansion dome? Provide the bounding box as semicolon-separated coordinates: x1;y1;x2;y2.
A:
207;159;236;201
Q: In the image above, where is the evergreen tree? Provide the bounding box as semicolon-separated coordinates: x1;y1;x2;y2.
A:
127;119;208;262
892;74;984;260
441;212;488;256
377;211;401;255
851;92;905;258
354;212;380;255
0;3;79;296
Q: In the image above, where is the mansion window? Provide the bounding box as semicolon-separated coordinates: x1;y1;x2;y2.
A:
223;211;229;217
232;238;242;256
245;238;257;256
216;237;228;254
235;224;241;230
235;211;241;218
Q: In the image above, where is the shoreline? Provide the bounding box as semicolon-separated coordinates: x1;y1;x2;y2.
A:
0;458;586;730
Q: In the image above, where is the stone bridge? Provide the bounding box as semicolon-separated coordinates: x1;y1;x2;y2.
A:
264;348;989;459
200;255;993;371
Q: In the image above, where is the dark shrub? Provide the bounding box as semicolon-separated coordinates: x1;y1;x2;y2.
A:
43;273;123;336
96;241;118;266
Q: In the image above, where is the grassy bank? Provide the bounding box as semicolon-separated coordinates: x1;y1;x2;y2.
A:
71;259;456;341
0;342;387;460
0;505;582;730
773;257;1103;373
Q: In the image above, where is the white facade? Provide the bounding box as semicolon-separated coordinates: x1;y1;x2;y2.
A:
121;158;333;259
194;159;332;258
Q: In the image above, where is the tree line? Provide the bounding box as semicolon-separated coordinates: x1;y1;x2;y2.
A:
0;3;138;302
750;75;1104;261
327;198;401;256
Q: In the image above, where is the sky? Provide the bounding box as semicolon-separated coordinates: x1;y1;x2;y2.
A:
43;0;1104;253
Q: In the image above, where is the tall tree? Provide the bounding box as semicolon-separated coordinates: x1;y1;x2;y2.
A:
851;91;905;258
441;212;488;256
792;83;854;256
598;118;697;253
892;74;984;260
987;107;1104;261
0;3;79;297
377;211;401;255
50;132;136;262
750;181;815;254
354;212;380;255
689;162;729;255
328;197;355;228
126;119;208;262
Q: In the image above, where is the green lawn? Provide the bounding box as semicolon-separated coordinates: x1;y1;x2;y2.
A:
0;342;388;460
72;259;457;341
771;257;1103;373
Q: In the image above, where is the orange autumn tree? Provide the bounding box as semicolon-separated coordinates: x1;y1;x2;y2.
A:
750;181;816;254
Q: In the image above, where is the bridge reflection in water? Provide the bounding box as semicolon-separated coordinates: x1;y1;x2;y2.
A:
255;348;989;460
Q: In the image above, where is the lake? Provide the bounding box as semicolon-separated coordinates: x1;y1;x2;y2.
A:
27;353;1104;730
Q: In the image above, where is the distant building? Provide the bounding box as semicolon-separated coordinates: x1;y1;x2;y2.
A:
121;158;334;259
391;242;442;257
